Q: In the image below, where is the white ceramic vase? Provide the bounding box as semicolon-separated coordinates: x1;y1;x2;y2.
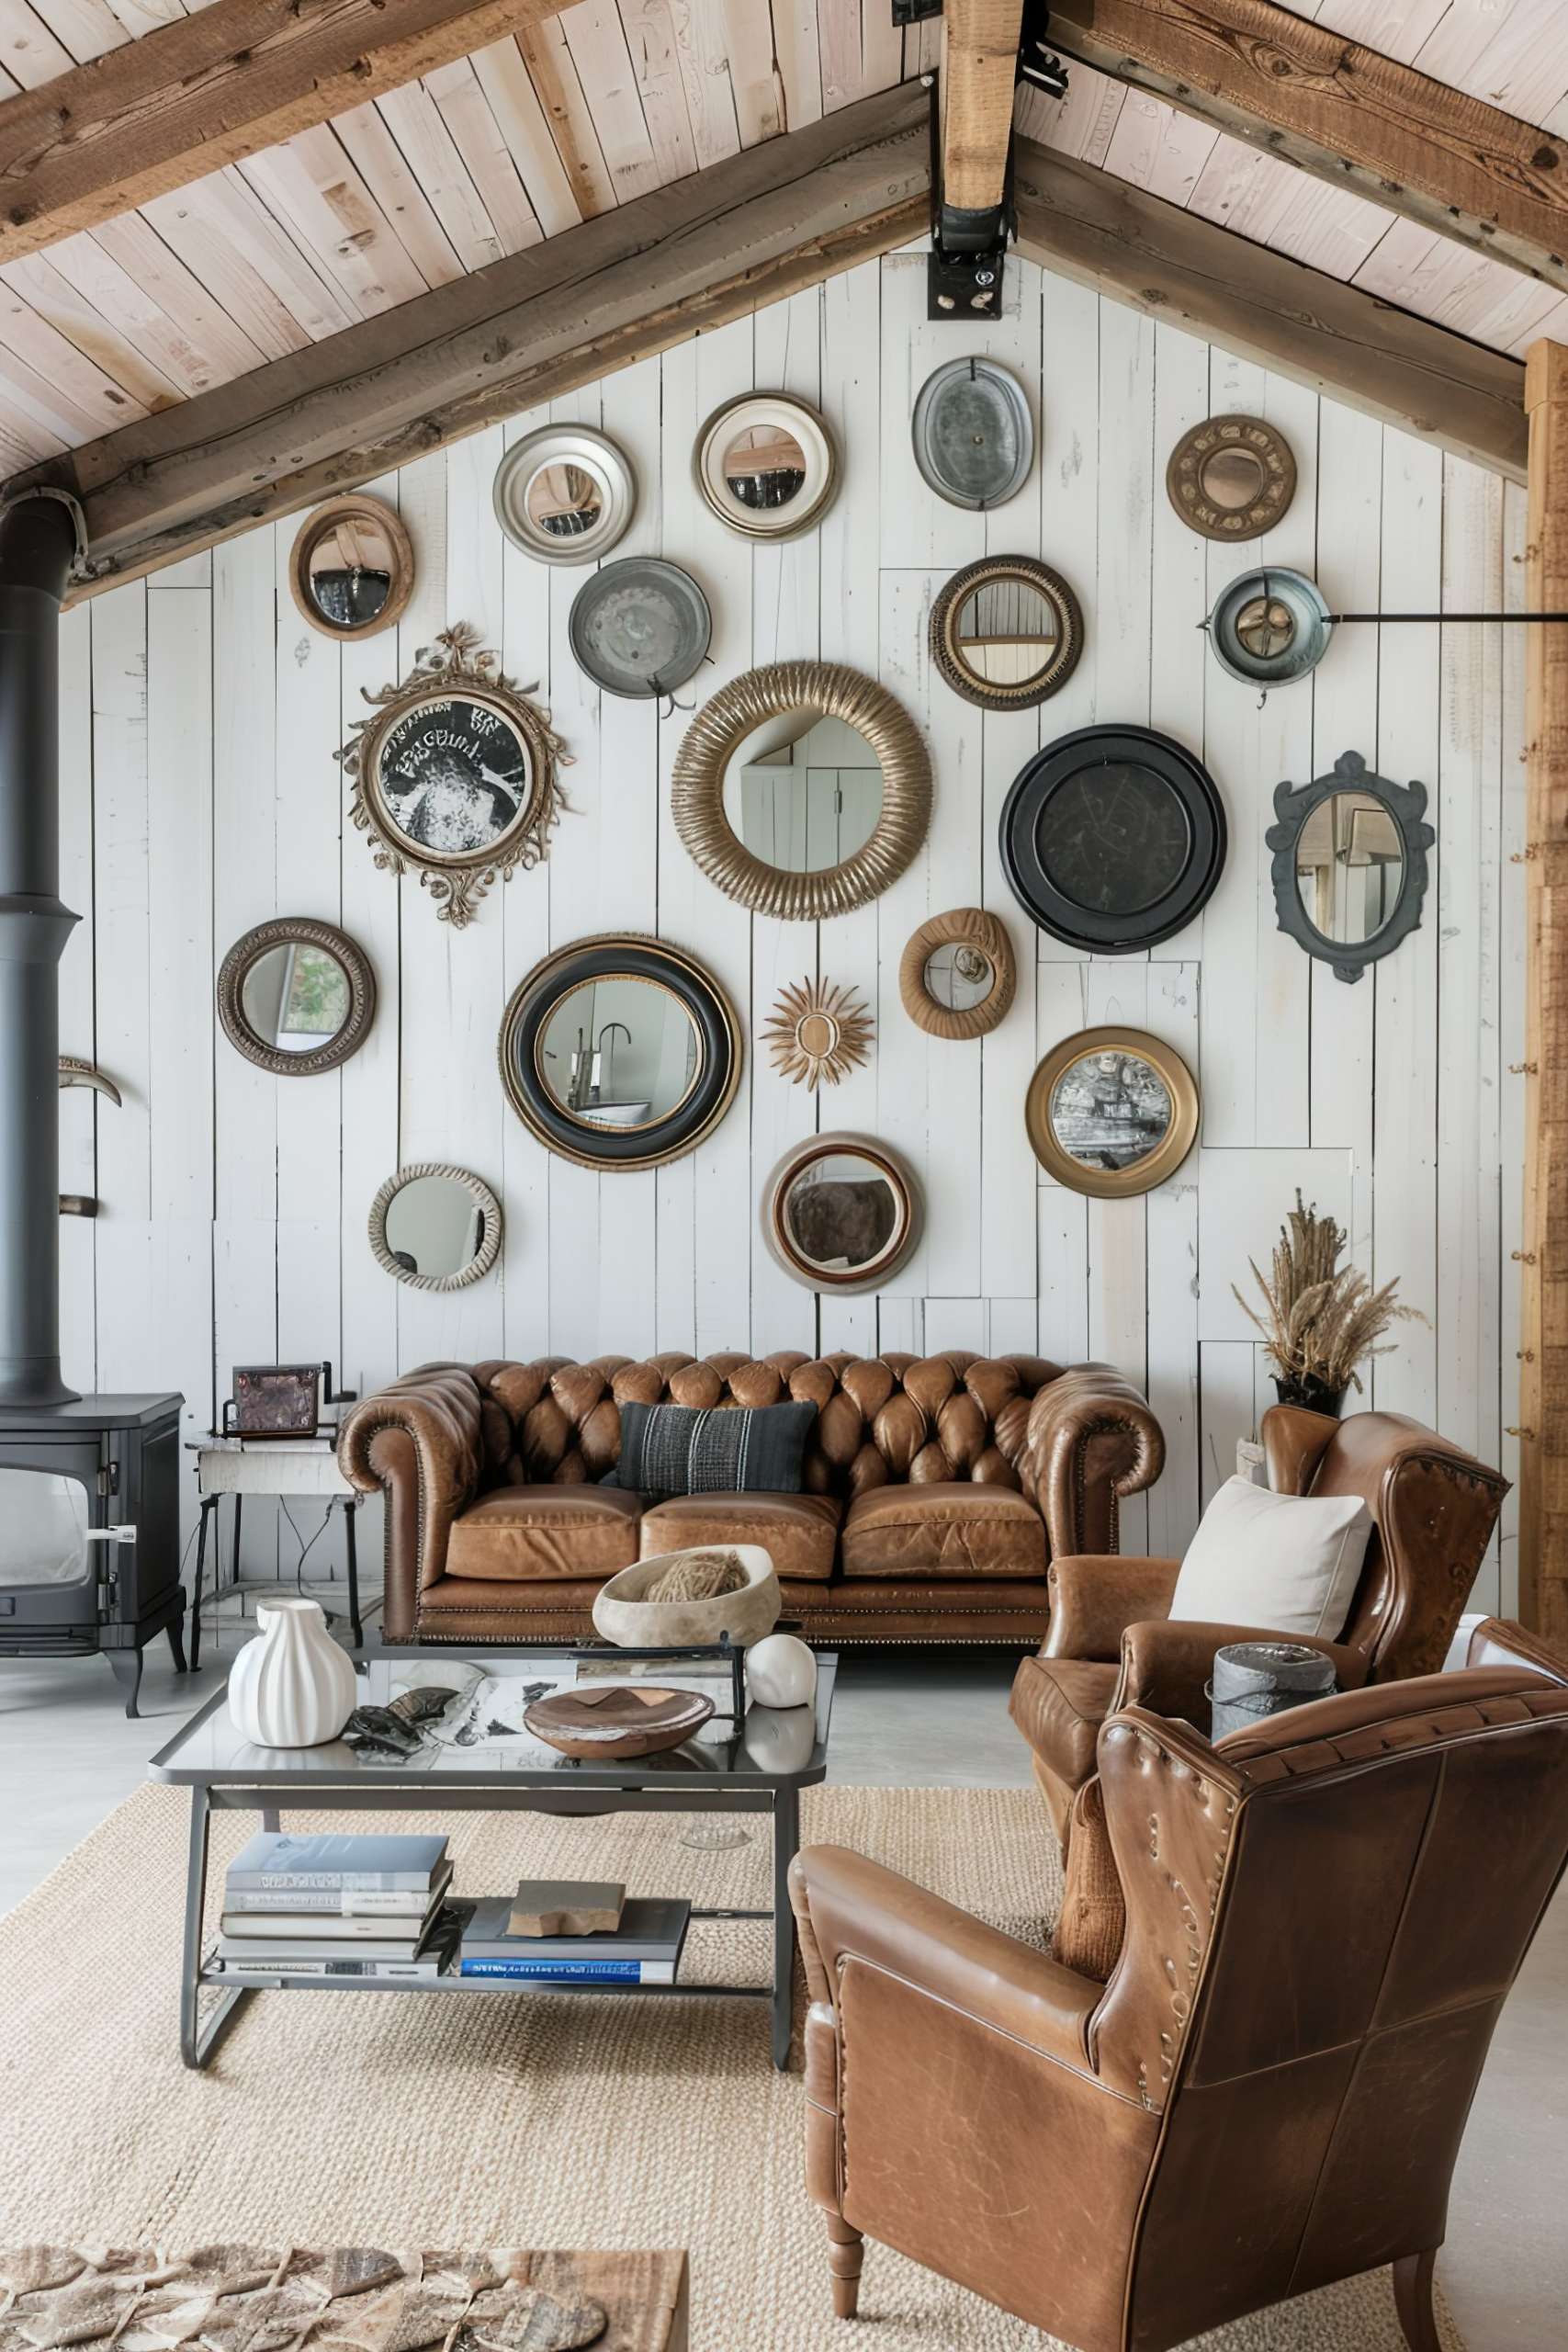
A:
227;1596;356;1748
745;1632;817;1709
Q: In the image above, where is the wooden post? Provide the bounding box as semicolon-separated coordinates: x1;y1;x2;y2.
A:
1521;339;1568;1644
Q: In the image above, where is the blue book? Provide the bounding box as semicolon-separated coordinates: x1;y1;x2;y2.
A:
457;1894;688;1982
459;1956;674;1983
226;1831;449;1893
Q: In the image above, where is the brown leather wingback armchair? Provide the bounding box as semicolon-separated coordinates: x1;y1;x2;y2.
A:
1010;1405;1509;1842
791;1620;1568;2352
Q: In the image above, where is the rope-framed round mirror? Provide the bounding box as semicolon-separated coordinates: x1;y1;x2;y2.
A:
899;909;1015;1040
368;1162;502;1291
671;662;931;921
217;918;377;1076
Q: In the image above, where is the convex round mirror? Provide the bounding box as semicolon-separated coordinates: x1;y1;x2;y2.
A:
931;557;1082;709
899;909;1015;1040
492;424;637;566
761;1133;921;1294
673;662;931;921
218;919;376;1076
1166;415;1297;541
501;935;740;1170
369;1164;502;1290
694;394;837;540
289;496;413;639
1267;750;1433;984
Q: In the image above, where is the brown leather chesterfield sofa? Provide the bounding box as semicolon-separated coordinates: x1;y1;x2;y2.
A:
1010;1403;1509;1842
337;1351;1163;1647
792;1618;1568;2350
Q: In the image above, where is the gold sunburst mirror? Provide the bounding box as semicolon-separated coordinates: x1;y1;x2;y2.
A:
762;977;873;1091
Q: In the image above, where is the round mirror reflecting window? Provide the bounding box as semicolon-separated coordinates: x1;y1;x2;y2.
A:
218;918;376;1077
723;421;807;513
289;496;413;639
241;941;351;1054
924;941;995;1011
536;973;702;1133
369;1163;502;1291
722;707;885;876
1293;788;1406;946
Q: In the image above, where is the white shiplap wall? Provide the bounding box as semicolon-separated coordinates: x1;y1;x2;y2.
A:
54;247;1526;1610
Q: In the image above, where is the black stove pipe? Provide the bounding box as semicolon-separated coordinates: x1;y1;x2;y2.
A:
0;494;81;1408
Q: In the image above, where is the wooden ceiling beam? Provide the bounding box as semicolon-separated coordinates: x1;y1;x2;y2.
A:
942;1;1024;217
0;0;580;266
1011;136;1527;481
1048;0;1568;289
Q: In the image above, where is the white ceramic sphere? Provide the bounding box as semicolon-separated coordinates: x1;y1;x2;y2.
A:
227;1595;356;1748
745;1632;817;1709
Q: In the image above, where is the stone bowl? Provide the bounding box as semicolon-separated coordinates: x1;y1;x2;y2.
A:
591;1544;780;1650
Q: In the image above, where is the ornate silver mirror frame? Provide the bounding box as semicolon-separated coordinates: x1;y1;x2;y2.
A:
367;1162;502;1292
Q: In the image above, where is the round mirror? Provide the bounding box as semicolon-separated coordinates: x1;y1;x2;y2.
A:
1026;1027;1200;1200
694;395;837;541
1201;443;1268;512
289;496;413;639
1166;415;1297;541
369;1163;501;1291
1294;790;1406;945
900;909;1015;1040
722;706;884;876
502;935;740;1170
931;557;1082;710
926;943;993;1010
492;425;637;566
1208;567;1333;686
218;919;375;1076
761;1133;922;1293
536;972;703;1134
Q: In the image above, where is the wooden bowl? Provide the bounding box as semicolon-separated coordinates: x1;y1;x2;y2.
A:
525;1684;715;1760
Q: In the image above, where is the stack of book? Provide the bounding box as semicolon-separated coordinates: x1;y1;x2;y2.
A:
215;1831;458;1980
458;1879;689;1984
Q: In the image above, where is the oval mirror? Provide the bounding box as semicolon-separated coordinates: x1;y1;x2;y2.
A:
722;706;884;876
218;919;376;1076
1267;751;1433;983
501;935;740;1170
912;358;1033;510
1295;790;1406;945
289;496;413;639
369;1163;502;1291
931;556;1082;709
761;1133;921;1294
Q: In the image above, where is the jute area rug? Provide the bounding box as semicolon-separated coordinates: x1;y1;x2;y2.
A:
0;1786;1462;2352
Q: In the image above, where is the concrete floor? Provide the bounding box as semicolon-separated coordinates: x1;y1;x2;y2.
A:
0;1620;1562;2347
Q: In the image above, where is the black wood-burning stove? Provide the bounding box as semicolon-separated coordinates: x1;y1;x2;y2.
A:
0;492;186;1714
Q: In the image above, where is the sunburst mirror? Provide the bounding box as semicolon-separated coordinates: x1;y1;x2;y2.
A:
762;977;873;1090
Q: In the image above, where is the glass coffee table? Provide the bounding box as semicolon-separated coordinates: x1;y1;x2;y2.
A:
149;1645;836;2075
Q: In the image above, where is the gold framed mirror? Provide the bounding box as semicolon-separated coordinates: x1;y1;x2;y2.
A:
218;918;377;1076
899;909;1015;1040
1166;414;1297;542
1025;1026;1199;1200
672;661;931;921
288;495;414;639
930;557;1082;710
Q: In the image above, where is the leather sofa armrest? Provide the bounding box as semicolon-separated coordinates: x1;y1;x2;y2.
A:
1111;1617;1370;1735
1467;1616;1568;1684
1043;1555;1181;1662
789;1844;1101;2076
1020;1364;1165;1556
337;1364;486;1638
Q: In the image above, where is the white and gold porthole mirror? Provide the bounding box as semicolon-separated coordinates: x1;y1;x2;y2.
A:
694;394;838;541
492;424;637;566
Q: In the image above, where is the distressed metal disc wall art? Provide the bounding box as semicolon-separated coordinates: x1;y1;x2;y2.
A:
338;624;570;928
912;357;1033;510
1207;568;1334;686
762;977;873;1090
1166;415;1297;542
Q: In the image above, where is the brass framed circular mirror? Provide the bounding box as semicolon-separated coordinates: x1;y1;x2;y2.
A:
1026;1026;1199;1200
217;918;376;1076
899;909;1015;1040
761;1132;922;1294
288;495;414;639
1166;414;1297;542
930;557;1082;710
368;1163;502;1291
672;662;931;921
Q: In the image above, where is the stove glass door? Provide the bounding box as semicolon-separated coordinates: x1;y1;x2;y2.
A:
0;1466;92;1586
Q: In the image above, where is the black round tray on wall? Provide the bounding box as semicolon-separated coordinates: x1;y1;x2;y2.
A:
998;724;1227;953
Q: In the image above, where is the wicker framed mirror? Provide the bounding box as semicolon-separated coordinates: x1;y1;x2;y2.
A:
368;1163;502;1291
899;909;1015;1040
671;661;931;921
218;918;376;1076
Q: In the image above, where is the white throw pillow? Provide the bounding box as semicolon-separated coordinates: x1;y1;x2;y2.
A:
1168;1475;1371;1640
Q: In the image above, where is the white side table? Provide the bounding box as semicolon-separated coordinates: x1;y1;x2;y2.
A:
189;1436;362;1668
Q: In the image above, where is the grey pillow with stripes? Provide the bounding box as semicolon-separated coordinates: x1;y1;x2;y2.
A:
613;1399;817;1497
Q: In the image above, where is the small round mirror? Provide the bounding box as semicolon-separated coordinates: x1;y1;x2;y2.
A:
536;972;702;1133
369;1163;502;1291
723;419;807;513
900;909;1015;1039
525;459;604;542
723;707;884;876
694;395;837;540
761;1132;922;1293
289;496;413;639
1200;443;1268;511
1294;788;1406;946
924;942;994;1011
492;425;637;566
1048;1049;1174;1178
218;919;375;1076
931;557;1081;709
1166;415;1297;541
241;940;350;1052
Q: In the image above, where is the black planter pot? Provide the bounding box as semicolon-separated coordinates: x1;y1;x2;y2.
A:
1273;1374;1346;1417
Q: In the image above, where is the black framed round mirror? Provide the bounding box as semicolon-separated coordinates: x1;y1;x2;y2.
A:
499;934;742;1170
218;918;376;1075
998;725;1226;954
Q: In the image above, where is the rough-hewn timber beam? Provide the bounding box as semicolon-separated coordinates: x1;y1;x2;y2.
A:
1013;136;1528;481
24;84;932;595
942;1;1024;216
1049;0;1568;288
0;0;578;265
1521;336;1568;1647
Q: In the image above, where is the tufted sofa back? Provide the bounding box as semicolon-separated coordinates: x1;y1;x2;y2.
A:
468;1351;1066;1499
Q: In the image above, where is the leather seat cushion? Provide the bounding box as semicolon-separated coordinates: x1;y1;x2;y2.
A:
639;1491;841;1581
446;1485;643;1581
1009;1653;1118;1789
840;1481;1046;1578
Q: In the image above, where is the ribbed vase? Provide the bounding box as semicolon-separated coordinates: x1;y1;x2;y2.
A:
227;1596;355;1748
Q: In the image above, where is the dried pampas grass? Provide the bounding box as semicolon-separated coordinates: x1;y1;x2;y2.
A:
1234;1192;1424;1396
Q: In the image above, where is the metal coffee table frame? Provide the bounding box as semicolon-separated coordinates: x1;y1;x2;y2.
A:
149;1647;836;2075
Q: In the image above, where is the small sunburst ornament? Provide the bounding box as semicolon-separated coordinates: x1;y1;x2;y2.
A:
763;977;874;1091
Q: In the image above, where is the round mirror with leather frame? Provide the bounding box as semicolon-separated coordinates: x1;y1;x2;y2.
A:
218;918;376;1076
288;496;414;639
761;1132;922;1295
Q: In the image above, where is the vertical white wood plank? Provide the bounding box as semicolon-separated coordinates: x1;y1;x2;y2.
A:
91;583;153;1394
1498;478;1528;1615
57;602;96;1392
1144;960;1201;1554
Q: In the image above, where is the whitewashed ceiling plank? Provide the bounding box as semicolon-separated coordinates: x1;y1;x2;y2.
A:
425;56;545;253
29;0;126;60
0;247;186;407
469;35;583;232
372;81;510;273
0;282;152;433
139;175;329;356
1351;210;1568;351
718;0;784;144
193;166;361;337
658;0;739;171
617;0;698;178
818;0;863;111
0;0;76;85
1188;133;1390;277
1101;90;1220;205
773;0;824;130
560;2;661;199
331;97;468;287
34;221;256;391
518;15;620;210
1019;63;1127;167
0;396;63;465
89;209;268;375
1409;0;1568;122
239;127;434;317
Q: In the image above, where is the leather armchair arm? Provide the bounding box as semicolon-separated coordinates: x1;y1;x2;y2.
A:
790;1844;1101;2077
337;1364;485;1638
1467;1616;1568;1684
1043;1554;1181;1661
1020;1364;1165;1556
1111;1617;1369;1734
